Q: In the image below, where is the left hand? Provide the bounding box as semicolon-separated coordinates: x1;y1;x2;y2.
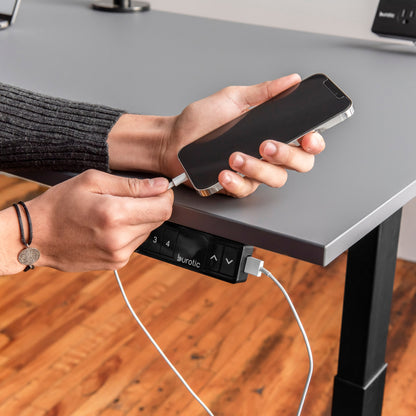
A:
160;73;326;198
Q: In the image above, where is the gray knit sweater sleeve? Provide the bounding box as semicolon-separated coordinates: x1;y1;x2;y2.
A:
0;83;125;172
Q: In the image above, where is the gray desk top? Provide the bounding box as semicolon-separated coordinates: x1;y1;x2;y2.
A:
2;0;416;266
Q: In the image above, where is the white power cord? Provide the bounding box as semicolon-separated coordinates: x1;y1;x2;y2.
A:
168;172;188;190
261;266;313;416
114;270;214;416
114;256;313;416
244;257;313;416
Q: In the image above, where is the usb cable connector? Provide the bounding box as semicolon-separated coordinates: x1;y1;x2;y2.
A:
244;256;264;277
168;172;188;189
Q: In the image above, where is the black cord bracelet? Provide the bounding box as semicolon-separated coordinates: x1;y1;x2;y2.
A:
12;201;40;272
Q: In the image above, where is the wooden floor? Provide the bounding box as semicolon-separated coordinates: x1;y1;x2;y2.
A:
0;173;416;416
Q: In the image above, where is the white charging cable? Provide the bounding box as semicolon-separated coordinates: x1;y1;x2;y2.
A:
168;172;188;190
114;270;214;416
114;256;313;416
244;257;313;416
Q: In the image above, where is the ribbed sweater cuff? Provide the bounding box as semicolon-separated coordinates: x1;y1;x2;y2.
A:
0;83;125;172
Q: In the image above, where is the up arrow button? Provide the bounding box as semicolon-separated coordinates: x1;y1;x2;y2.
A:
207;245;224;272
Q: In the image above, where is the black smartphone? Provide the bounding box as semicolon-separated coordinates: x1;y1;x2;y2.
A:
0;0;21;30
177;73;354;196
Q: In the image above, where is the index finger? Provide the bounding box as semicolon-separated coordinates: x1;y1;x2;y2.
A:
100;191;174;227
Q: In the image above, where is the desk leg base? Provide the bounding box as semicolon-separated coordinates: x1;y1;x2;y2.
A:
332;364;387;416
92;0;150;13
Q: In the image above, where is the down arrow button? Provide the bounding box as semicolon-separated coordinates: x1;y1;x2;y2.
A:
220;246;239;277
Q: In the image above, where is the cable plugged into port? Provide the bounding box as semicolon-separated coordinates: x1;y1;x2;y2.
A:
120;225;313;416
243;256;264;276
168;172;188;189
116;254;313;416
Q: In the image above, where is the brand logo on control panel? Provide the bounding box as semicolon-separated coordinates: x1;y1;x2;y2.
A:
379;11;396;19
176;253;201;269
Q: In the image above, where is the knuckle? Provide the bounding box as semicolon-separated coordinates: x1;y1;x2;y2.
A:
275;144;293;166
223;85;238;96
127;177;143;196
263;80;275;101
296;156;315;173
159;194;173;221
233;179;259;199
79;169;100;185
95;200;122;229
270;170;288;188
111;250;129;267
101;234;125;254
223;86;243;106
160;204;173;221
235;189;251;199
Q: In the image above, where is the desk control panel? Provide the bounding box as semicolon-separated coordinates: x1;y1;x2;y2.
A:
372;0;416;41
136;222;253;283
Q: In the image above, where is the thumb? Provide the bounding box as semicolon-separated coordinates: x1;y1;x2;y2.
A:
82;170;170;198
237;73;301;109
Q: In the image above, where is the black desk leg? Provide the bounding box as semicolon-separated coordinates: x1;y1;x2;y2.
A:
331;209;402;416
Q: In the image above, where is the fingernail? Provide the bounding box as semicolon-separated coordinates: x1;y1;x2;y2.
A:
315;132;325;146
289;73;301;82
221;172;233;185
232;154;244;168
311;133;324;150
264;142;277;156
311;133;319;144
148;177;168;188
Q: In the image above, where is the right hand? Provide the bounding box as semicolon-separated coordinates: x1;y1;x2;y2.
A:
25;170;173;272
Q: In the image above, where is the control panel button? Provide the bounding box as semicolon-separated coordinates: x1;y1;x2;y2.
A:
220;246;239;277
206;244;224;272
173;232;207;271
160;228;178;258
140;228;162;254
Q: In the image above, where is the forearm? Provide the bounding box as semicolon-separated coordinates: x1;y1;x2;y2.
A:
0;83;124;173
107;113;175;174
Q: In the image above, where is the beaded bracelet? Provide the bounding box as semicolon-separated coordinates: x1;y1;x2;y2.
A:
13;201;40;272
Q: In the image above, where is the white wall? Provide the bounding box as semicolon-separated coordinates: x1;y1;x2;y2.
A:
151;0;416;262
151;0;383;41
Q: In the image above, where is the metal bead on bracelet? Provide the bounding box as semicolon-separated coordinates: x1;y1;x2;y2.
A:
13;201;40;272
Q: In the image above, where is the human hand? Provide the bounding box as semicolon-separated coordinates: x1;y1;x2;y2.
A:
160;73;326;198
17;170;172;273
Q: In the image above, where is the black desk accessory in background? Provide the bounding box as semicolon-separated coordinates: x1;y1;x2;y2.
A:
372;0;416;42
92;0;150;13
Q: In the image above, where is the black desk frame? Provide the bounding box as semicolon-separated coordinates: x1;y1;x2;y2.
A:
332;209;402;416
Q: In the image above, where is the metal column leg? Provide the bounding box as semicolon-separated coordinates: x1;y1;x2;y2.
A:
331;209;402;416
